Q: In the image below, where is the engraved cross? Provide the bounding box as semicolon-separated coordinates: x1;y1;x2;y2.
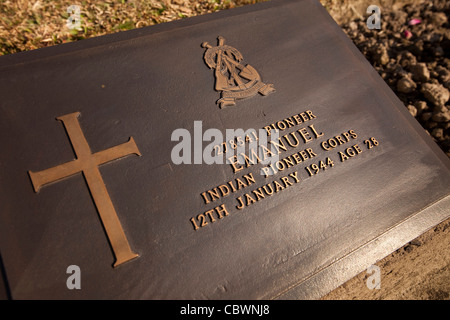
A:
29;112;140;267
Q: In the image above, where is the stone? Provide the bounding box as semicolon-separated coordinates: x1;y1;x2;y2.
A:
423;32;443;43
414;100;429;113
411;63;430;82
372;45;390;65
398;51;417;66
433;46;444;57
430;12;448;26
435;65;450;83
407;105;418;117
407;105;417;117
348;21;358;31
397;76;417;93
421;112;433;122
432;128;444;141
434;105;448;114
421;83;450;106
444;80;450;90
431;110;450;122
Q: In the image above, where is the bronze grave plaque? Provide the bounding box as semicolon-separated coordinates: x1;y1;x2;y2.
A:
0;0;449;300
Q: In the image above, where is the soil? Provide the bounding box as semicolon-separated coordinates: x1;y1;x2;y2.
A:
339;0;450;156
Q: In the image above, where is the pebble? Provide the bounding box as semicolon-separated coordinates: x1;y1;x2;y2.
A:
414;101;428;113
407;105;418;117
432;128;444;140
411;63;430;82
432;110;450;123
372;46;390;65
397;76;417;93
423;32;443;43
430;12;447;26
421;112;432;122
404;245;413;253
421;83;450;106
435;66;450;83
444;81;450;90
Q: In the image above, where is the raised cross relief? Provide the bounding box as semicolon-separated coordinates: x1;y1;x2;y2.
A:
28;112;141;268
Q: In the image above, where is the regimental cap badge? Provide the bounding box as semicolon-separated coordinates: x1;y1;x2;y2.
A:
202;36;275;108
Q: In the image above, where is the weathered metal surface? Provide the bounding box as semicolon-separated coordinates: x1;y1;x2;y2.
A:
0;0;449;299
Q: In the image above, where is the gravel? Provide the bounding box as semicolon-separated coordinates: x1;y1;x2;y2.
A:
341;0;450;156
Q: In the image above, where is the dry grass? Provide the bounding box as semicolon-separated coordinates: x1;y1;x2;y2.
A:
1;0;426;55
0;0;263;55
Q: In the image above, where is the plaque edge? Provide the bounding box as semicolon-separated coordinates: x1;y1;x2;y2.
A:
273;194;450;300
